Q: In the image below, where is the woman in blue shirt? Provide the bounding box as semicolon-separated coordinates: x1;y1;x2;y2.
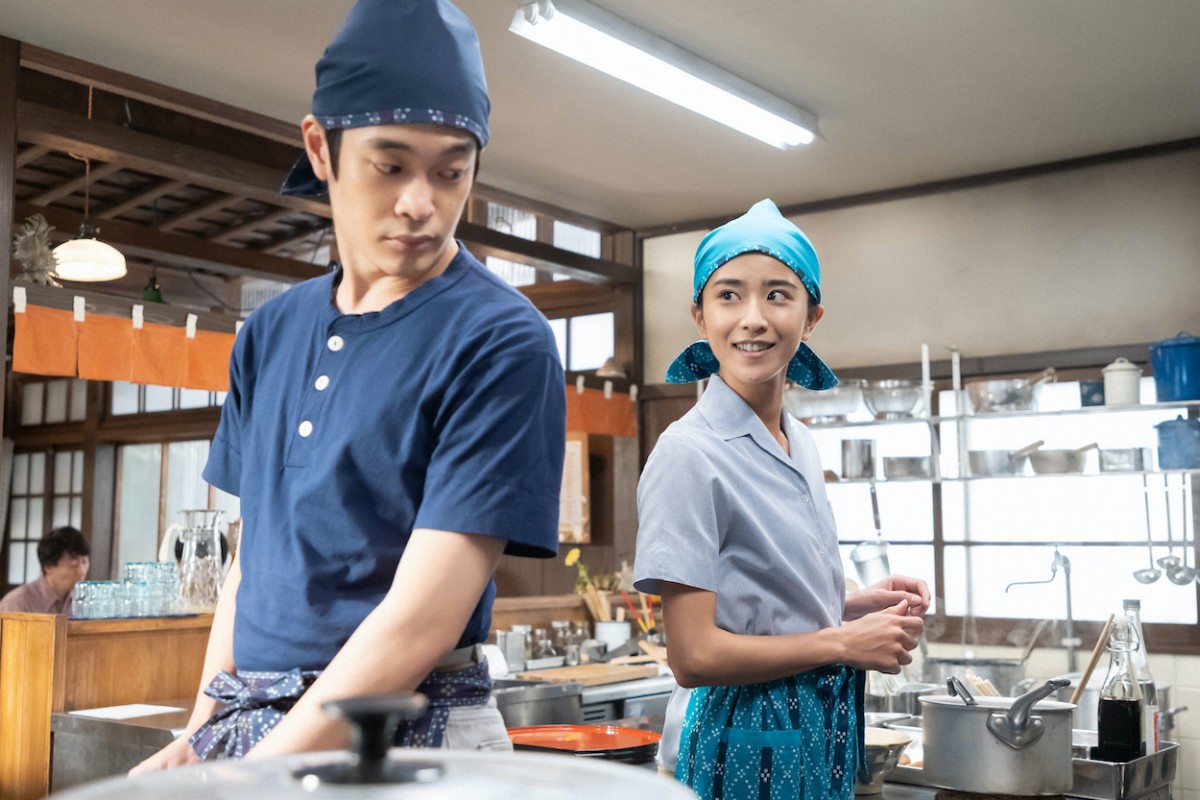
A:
635;200;929;800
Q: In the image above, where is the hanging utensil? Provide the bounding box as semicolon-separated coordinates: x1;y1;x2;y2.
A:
1133;474;1162;584
870;478;882;538
1168;474;1197;584
1019;618;1052;664
1158;473;1181;570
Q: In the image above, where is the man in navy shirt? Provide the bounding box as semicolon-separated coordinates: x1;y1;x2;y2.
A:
134;0;565;771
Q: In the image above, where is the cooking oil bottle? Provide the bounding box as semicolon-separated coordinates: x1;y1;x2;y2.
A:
1095;615;1144;762
1123;599;1159;754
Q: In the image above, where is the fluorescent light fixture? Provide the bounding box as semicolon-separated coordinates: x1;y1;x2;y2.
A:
510;0;818;149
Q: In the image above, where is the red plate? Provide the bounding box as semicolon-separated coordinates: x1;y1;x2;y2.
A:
507;725;661;753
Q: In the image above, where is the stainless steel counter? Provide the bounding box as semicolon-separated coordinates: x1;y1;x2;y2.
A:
51;702;190;791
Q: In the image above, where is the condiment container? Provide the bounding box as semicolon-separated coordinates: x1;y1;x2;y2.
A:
842;439;876;480
1102;358;1142;406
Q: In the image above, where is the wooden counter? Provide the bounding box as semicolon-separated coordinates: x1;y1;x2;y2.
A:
0;612;211;800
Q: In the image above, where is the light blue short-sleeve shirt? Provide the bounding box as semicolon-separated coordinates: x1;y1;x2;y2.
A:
634;375;845;635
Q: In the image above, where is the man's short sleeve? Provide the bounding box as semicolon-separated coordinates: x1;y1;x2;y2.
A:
203;330;245;496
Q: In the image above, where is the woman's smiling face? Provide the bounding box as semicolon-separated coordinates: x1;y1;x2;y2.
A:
692;252;823;396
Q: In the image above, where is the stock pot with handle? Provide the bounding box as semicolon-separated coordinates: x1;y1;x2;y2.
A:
920;678;1075;795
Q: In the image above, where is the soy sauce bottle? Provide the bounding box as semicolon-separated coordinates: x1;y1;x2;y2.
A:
1123;599;1159;754
1094;616;1145;762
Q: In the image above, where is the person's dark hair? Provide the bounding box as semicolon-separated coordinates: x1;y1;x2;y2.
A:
37;526;90;570
324;127;482;180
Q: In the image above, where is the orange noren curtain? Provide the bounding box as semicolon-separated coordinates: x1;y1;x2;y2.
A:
184;330;235;392
77;313;134;383
12;306;77;377
565;387;637;438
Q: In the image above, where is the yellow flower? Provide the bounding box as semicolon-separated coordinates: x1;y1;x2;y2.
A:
564;547;581;567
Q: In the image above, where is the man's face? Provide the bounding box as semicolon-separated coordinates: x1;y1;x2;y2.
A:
306;121;477;289
44;552;89;593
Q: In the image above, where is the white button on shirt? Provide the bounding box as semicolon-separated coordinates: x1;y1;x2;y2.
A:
298;420;314;437
327;335;344;352
314;375;330;391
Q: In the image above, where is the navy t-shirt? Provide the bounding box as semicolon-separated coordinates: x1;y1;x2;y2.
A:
204;245;565;672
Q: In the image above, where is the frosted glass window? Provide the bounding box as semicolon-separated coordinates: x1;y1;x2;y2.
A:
216;392;228;406
8;543;26;585
72;453;84;493
487;203;537;240
12;454;29;494
548;318;567;368
44;380;69;424
179;388;211;409
52;497;71;528
117;444;163;568
29;453;45;494
167;441;211;516
71;497;82;528
69;379;88;421
552;220;601;257
485;256;536;288
568;313;614;372
54;452;73;493
28;498;44;536
111;381;139;416
144;384;172;413
10;498;28;540
21;383;44;426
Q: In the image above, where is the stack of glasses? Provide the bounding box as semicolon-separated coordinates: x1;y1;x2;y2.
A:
70;561;184;619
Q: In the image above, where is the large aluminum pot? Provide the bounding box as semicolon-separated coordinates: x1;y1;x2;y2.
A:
966;368;1056;413
922;656;1026;696
51;748;697;800
921;680;1075;796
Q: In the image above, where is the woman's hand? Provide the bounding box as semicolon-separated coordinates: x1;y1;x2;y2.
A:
837;599;925;673
843;574;930;621
129;734;199;775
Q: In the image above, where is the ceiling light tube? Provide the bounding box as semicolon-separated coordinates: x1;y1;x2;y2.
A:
510;0;818;149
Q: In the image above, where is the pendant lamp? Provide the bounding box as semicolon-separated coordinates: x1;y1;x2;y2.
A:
52;86;127;282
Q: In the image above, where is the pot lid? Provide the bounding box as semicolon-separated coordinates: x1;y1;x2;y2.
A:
1102;357;1141;375
920;694;1075;711
1152;331;1200;349
50;749;699;800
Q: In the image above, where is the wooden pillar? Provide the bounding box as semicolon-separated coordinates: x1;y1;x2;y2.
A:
0;36;20;441
0;613;67;800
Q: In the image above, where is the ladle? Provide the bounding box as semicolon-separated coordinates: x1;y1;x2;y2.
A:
1133;474;1162;584
1157;474;1181;570
946;675;977;706
1168;474;1197;585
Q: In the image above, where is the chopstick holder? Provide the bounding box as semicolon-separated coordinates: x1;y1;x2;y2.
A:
1072;613;1115;705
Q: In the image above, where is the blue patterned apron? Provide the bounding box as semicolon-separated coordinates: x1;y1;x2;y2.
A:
676;665;866;800
189;659;493;760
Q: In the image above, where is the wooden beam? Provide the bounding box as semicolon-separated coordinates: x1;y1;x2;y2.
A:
159;193;238;232
262;224;329;256
17;201;325;283
14;143;48;168
456;221;638;285
26;160;121;205
211;207;296;245
20;43;301;147
0;37;19;463
96;178;186;219
17;100;331;219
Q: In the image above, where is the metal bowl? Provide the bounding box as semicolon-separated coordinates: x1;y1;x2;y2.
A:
1029;448;1088;474
966;378;1036;413
862;380;922;420
783;379;866;423
883;456;933;480
968;449;1030;477
855;727;911;794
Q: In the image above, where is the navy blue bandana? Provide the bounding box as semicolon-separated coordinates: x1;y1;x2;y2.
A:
665;200;838;390
282;0;490;197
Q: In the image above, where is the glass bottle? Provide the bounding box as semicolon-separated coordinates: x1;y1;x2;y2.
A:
1095;616;1144;762
1123;599;1159;754
531;628;558;659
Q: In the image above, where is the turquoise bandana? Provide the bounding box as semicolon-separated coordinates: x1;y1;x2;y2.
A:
665;199;838;390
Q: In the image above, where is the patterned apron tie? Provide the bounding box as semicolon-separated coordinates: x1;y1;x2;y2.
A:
189;658;493;760
675;665;865;800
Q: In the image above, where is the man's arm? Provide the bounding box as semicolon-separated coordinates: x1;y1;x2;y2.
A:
129;542;242;774
245;528;506;759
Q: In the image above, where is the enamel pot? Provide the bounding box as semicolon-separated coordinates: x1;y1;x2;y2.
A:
920;679;1075;796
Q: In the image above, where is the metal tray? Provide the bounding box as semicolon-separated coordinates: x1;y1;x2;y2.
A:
1068;741;1179;800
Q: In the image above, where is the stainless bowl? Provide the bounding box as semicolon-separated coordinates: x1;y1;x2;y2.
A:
862;380;922;420
1029;448;1087;474
966;378;1036;413
855;727;911;794
968;449;1030;477
783;379;866;423
883;456;932;480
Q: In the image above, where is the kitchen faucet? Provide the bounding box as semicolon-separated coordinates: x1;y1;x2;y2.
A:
1004;546;1079;673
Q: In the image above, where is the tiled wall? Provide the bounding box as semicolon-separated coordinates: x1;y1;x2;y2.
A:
921;643;1197;798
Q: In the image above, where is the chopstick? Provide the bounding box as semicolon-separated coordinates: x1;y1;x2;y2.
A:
1072;614;1115;705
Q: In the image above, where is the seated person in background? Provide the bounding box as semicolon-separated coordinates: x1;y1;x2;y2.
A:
0;526;90;614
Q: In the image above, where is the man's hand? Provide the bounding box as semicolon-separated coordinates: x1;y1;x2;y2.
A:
129;735;199;776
